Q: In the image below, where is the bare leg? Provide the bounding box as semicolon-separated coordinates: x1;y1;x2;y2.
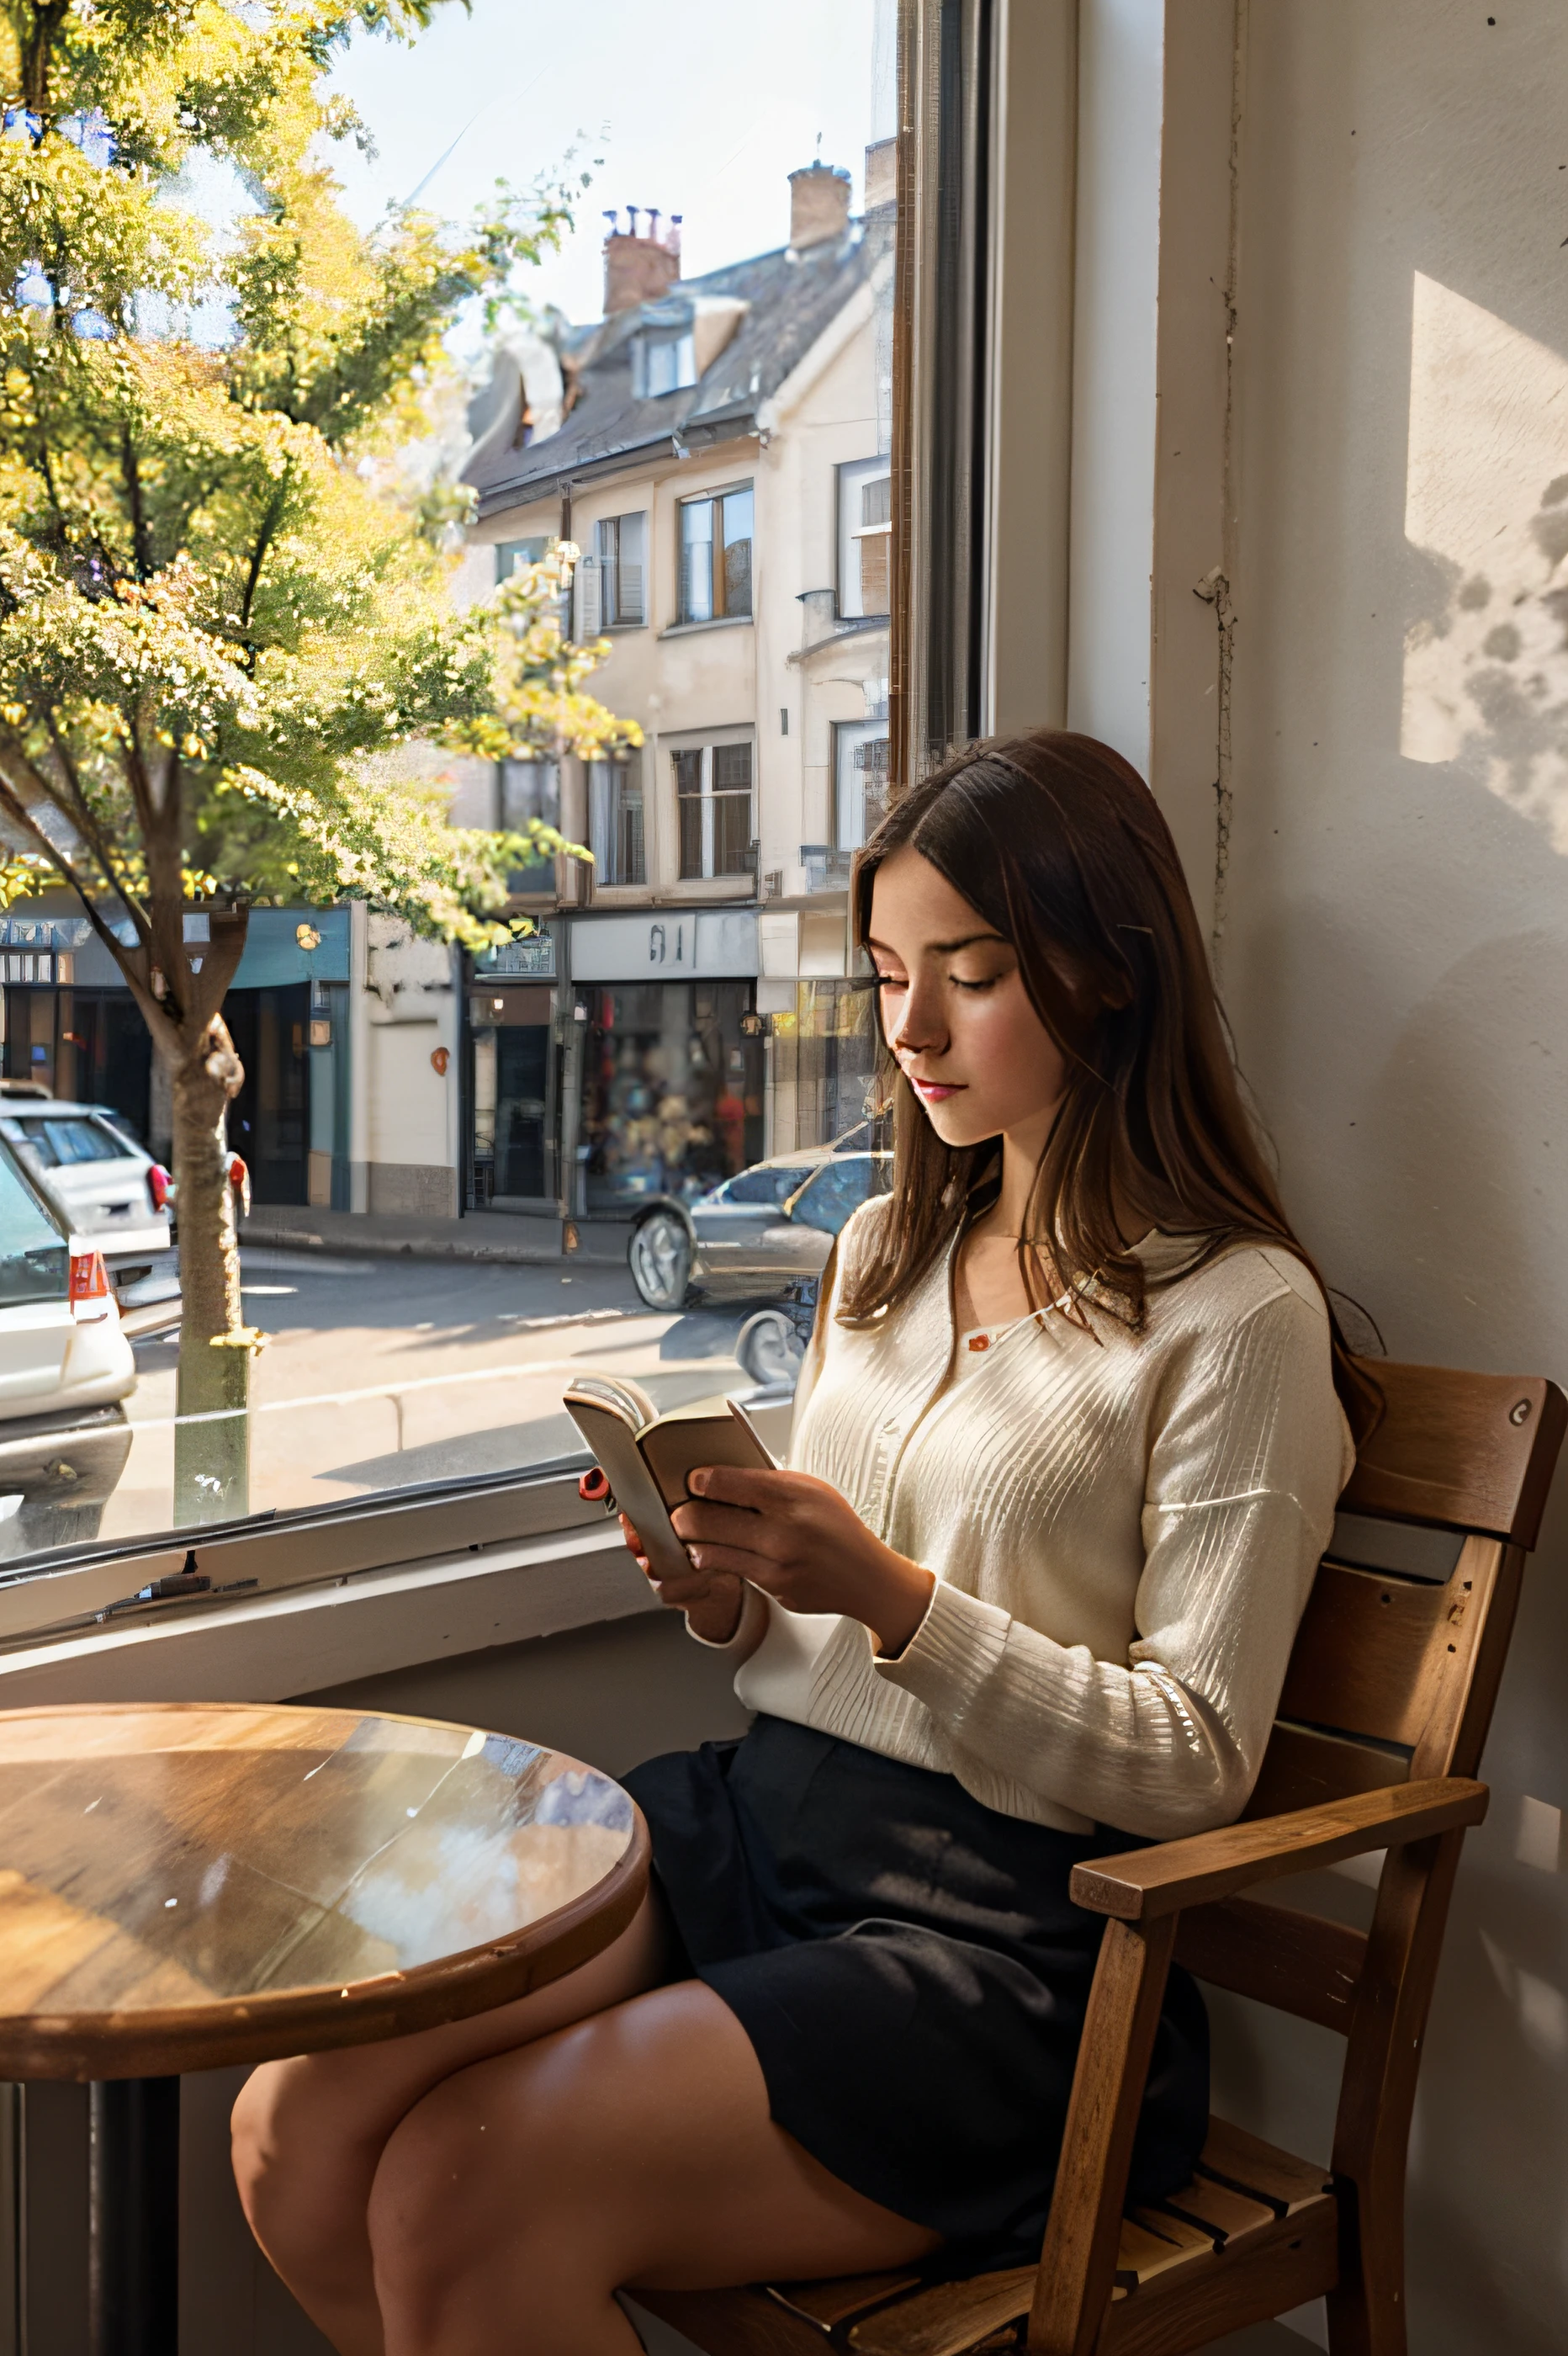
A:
368;1980;942;2356
231;1891;675;2356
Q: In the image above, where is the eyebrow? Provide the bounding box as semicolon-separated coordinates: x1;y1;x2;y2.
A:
866;931;1009;958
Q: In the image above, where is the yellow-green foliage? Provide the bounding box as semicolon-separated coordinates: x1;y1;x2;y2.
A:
0;0;633;959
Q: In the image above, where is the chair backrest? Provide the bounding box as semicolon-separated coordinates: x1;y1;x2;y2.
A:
1175;1359;1566;2037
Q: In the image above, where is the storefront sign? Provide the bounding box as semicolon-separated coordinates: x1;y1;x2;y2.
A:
569;910;758;982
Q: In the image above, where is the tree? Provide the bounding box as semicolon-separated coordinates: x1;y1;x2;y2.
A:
0;0;634;1519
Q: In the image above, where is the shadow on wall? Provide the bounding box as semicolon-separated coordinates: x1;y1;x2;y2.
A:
1401;273;1568;855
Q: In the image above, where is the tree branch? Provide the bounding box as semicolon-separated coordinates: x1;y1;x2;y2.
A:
0;765;176;1053
120;427;151;582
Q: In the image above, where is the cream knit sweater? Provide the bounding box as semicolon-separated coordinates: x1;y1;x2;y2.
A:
697;1202;1354;1841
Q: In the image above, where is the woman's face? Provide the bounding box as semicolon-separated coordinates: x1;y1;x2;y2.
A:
867;847;1070;1150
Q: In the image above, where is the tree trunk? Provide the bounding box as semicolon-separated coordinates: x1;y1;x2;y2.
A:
172;1015;257;1526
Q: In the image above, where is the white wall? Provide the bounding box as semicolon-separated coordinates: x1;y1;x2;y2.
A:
1064;0;1165;775
1214;5;1568;2348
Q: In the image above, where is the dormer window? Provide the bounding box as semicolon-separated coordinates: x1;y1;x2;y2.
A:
633;328;697;398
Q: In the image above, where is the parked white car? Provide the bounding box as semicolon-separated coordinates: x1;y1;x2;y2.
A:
0;1138;135;1555
0;1094;171;1292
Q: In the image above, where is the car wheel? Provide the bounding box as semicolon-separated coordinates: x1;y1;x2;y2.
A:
736;1308;807;1390
628;1209;692;1310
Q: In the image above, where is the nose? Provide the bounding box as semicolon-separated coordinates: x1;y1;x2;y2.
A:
887;969;946;1060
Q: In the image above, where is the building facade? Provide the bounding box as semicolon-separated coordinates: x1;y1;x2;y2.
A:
454;148;897;1228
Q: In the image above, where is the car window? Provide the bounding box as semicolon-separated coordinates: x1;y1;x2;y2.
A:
0;1150;67;1307
711;1165;813;1207
787;1155;879;1237
24;1117;128;1168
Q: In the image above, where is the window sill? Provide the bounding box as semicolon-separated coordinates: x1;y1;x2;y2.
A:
659;615;754;639
0;1520;649;1709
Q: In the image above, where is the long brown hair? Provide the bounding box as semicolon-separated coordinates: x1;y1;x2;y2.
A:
843;729;1380;1445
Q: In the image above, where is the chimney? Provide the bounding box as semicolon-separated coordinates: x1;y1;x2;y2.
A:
602;209;681;317
788;162;851;252
864;137;895;210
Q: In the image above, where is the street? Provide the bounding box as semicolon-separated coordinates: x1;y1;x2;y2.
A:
100;1249;756;1548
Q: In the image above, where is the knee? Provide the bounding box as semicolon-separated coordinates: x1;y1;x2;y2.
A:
230;2062;287;2232
230;2056;367;2266
368;2072;601;2327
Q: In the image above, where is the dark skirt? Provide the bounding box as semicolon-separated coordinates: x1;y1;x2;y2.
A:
622;1714;1208;2269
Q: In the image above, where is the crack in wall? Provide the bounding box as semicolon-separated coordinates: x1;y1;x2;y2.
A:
1206;0;1248;979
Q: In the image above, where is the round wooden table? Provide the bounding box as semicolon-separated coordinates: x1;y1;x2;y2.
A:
0;1701;649;2355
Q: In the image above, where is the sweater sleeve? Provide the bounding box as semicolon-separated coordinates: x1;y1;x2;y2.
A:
871;1266;1353;1839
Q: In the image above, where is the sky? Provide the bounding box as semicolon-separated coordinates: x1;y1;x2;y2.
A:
326;0;892;328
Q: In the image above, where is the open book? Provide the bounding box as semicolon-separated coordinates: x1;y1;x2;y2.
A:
564;1377;777;1584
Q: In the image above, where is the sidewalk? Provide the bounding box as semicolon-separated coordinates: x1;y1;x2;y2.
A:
238;1202;637;1268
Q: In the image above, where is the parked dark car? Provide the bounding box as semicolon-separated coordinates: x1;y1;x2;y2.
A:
627;1145;893;1386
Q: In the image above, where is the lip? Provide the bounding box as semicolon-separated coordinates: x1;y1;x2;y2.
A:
908;1077;967;1103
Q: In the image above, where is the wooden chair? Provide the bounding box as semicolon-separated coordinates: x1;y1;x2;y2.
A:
637;1357;1566;2356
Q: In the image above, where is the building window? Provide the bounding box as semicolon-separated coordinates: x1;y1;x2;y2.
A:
836;456;893;618
678;486;753;624
501;758;560;890
834;719;890;850
496;536;549;579
674;741;755;880
632;328;697;398
589;759;646;887
594;512;647;627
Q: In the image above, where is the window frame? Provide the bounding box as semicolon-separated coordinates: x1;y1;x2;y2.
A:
836;455;894;620
592;511;648;629
675;482;755;627
671;736;757;884
587;755;648;889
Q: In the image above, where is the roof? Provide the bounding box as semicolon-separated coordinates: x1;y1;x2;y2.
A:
465;206;894;519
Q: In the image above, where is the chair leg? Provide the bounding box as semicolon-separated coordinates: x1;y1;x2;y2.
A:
1327;1831;1466;2356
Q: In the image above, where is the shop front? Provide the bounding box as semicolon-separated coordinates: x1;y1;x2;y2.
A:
464;928;561;1212
0;901;351;1203
569;911;762;1220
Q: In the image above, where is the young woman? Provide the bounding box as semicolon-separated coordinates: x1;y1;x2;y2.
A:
232;730;1364;2356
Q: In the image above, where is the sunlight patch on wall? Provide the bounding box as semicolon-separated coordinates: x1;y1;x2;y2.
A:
1402;273;1568;851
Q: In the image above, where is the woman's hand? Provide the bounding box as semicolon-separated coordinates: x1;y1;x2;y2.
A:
670;1466;936;1658
618;1514;744;1645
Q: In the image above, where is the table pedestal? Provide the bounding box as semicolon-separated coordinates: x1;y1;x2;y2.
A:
87;2078;179;2356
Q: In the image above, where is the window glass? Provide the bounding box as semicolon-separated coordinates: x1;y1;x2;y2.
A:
589;761;647;887
0;1149;68;1307
722;488;754;617
713;1165;804;1208
788;1154;885;1236
0;0;897;1603
596;513;647;627
30;1117;128;1167
679;499;716;623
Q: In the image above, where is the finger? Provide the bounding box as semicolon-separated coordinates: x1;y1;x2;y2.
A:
682;1541;783;1582
687;1465;795;1510
671;1499;787;1554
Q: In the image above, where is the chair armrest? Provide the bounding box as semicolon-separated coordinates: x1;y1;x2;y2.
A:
1070;1775;1488;1922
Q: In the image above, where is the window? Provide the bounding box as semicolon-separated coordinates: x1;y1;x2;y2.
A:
496;537;549;579
675;741;755;881
0;0;898;1621
594;512;646;628
588;759;646;887
837;456;892;618
787;1154;886;1237
678;486;753;623
632;328;697;398
0;1144;67;1307
834;719;891;849
709;1164;804;1209
501;758;560;889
